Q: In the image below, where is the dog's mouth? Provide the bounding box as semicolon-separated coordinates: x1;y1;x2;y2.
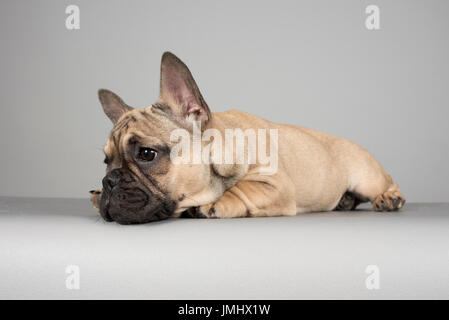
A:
99;169;176;224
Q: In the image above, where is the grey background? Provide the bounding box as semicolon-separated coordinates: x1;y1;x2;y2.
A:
0;0;448;201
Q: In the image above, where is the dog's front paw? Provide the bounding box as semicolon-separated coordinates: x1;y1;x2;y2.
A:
179;207;208;218
197;193;249;218
89;189;102;212
197;203;219;218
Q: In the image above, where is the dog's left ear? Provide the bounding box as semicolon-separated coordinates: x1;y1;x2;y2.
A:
159;52;211;127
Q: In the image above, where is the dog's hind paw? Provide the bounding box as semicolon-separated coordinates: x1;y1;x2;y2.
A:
372;191;405;212
335;192;361;211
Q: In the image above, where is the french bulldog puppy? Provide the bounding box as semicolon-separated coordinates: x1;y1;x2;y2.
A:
91;52;405;224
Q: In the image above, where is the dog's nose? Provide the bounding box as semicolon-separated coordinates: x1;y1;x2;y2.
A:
102;169;123;190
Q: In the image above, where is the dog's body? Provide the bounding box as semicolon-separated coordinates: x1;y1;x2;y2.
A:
91;52;405;224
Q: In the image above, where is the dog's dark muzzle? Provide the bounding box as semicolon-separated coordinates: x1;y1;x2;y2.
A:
99;169;176;224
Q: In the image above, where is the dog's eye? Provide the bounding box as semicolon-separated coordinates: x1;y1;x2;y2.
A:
137;147;157;162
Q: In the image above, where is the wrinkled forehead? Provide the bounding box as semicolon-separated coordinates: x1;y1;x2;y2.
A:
103;105;174;157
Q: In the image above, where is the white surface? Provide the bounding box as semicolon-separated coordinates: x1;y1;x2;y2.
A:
0;197;448;299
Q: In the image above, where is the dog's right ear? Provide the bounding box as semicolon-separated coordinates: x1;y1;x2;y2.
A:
98;89;133;124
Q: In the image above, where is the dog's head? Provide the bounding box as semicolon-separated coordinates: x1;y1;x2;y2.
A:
97;52;214;224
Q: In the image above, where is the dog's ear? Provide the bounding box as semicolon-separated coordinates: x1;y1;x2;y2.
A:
98;89;133;124
159;52;211;127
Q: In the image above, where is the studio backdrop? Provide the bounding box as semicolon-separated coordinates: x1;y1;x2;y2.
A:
0;0;448;201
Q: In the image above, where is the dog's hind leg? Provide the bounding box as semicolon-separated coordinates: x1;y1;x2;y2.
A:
335;138;406;212
349;171;405;212
334;192;362;211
